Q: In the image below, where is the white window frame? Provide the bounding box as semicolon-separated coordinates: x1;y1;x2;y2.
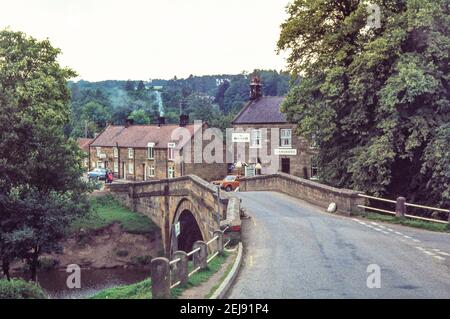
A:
128;162;134;175
96;147;102;157
113;161;119;173
97;161;103;168
250;129;262;149
168;143;175;161
148;165;155;177
113;147;118;158
147;142;155;160
168;166;175;178
128;148;134;159
280;129;292;148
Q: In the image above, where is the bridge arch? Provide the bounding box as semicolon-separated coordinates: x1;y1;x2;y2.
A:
171;198;206;253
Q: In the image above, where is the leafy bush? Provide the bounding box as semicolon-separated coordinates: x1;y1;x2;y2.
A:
0;279;47;299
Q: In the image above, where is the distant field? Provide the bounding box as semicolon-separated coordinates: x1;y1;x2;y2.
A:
72;194;159;234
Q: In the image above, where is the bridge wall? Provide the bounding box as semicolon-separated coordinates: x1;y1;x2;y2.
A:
239;173;365;215
105;175;240;255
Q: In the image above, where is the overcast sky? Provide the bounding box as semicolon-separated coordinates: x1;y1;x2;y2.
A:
0;0;290;81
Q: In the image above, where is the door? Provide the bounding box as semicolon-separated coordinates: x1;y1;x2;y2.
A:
281;158;290;174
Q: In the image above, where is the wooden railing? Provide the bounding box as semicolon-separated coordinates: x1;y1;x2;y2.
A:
150;226;231;299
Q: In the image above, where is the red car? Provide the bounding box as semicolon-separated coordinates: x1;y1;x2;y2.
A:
212;175;240;192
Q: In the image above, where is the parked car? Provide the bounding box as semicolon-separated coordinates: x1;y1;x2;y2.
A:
87;168;108;180
212;175;240;192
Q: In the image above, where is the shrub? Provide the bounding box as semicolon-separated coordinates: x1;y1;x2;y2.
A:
0;279;47;299
131;255;153;266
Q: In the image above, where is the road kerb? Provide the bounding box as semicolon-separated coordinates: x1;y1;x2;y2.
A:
209;242;243;299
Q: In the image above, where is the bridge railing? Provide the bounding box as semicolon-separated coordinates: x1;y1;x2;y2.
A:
357;194;449;224
150;226;232;299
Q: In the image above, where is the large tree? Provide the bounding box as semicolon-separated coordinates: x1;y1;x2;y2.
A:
0;30;90;280
278;0;449;207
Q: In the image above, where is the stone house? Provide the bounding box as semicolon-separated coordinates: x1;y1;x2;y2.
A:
230;77;318;179
88;117;228;182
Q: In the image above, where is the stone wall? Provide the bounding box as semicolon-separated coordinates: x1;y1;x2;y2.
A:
239;173;366;215
105;175;241;254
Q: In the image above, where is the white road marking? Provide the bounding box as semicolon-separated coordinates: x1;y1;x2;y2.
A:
423;251;435;256
412;239;421;243
371;222;379;226
395;231;404;235
437;251;450;256
386;228;394;232
403;235;412;239
432;249;441;252
416;246;425;251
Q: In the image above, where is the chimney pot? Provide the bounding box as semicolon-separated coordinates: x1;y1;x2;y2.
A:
179;114;189;127
250;76;262;100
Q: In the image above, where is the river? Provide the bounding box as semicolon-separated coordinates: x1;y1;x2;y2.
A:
13;268;151;299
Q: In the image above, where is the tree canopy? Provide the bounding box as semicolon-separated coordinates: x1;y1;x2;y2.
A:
278;0;449;206
0;30;89;281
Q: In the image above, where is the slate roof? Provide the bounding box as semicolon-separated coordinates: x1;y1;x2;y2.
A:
90;124;199;149
232;96;287;124
76;138;93;153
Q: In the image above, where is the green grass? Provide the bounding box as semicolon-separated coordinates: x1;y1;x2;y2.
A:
356;211;449;232
72;194;159;234
204;257;234;299
90;252;229;299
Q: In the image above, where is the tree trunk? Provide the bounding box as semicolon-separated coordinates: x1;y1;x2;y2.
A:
29;252;39;282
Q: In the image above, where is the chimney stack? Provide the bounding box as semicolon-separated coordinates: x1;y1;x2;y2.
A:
157;116;166;127
179;114;189;127
250;76;262;100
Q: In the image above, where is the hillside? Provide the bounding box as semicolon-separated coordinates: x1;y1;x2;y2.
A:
67;70;292;138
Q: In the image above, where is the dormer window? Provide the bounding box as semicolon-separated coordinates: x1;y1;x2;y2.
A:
128;148;133;159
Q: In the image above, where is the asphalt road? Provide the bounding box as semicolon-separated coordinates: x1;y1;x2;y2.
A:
227;191;450;299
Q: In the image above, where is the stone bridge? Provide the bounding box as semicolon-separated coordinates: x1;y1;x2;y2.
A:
105;175;241;256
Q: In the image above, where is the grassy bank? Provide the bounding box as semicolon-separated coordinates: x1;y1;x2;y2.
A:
72;194;159;234
91;252;229;299
356;211;449;232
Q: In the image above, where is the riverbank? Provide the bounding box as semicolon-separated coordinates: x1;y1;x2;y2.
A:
91;250;235;299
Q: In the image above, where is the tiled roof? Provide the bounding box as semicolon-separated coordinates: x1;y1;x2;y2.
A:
90;124;199;149
76;138;93;153
232;96;287;124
